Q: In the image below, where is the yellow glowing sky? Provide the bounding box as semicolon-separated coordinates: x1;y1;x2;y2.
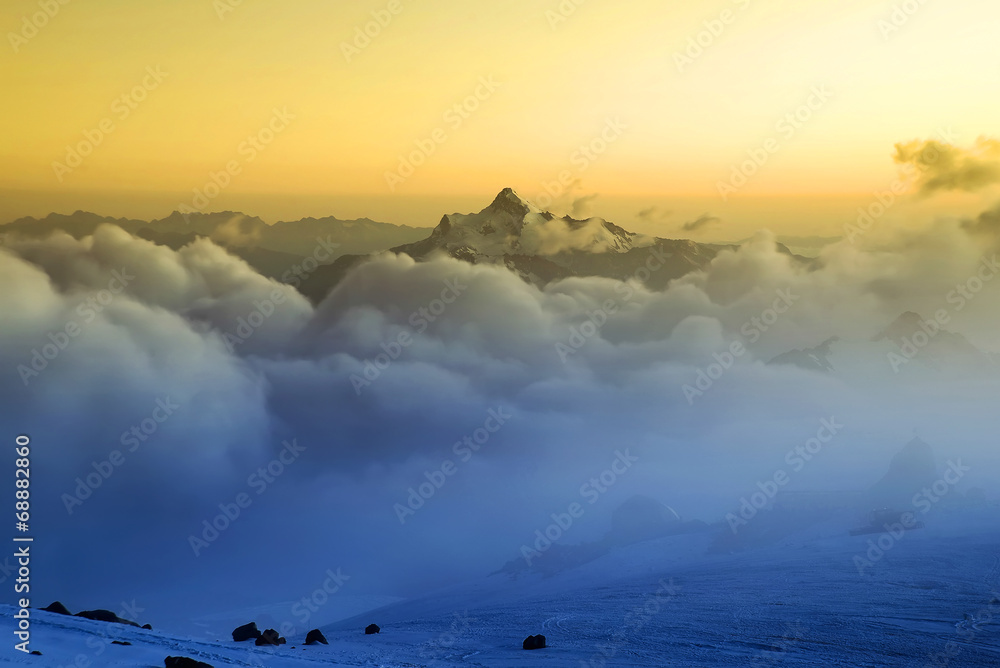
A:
1;0;999;234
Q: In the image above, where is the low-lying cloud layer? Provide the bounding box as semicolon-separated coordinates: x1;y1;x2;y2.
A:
3;204;999;624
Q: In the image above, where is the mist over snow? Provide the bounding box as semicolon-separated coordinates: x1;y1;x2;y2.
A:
2;203;999;627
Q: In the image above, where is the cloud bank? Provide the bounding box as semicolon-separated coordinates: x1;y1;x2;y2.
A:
2;209;999;624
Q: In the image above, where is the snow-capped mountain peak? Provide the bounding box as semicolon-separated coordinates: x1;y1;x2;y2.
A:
483;186;538;219
406;188;638;260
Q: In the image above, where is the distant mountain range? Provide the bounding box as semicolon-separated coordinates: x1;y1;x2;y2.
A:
769;311;998;376
2;189;805;303
5;195;995;380
0;210;430;283
298;189;808;301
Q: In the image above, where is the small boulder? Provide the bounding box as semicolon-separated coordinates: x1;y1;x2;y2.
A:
165;657;214;668
232;621;261;642
255;628;283;646
142;623;153;630
365;623;380;635
305;629;328;645
41;601;71;615
523;634;546;650
111;640;131;646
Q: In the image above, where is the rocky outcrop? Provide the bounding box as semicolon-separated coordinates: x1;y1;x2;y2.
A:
165;657;213;668
41;601;71;615
232;621;261;642
75;609;139;627
255;628;285;646
305;628;328;645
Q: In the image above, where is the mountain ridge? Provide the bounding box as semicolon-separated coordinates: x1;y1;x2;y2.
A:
300;188;804;302
2;189;807;304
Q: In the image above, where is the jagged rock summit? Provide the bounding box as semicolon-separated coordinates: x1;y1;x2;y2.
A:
373;187;740;291
395;187;642;260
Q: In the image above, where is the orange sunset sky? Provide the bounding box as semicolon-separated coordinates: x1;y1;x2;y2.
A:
1;0;998;237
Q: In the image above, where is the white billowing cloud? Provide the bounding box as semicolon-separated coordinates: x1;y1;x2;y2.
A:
4;225;312;354
518;214;633;254
0;227;304;496
209;213;263;247
3;213;1000;618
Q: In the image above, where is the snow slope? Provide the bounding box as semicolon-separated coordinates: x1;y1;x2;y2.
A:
1;509;998;666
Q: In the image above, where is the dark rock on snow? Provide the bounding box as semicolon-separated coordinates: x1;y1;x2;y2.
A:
365;623;380;634
255;628;285;645
523;634;546;650
305;628;329;645
41;601;71;615
74;609;139;626
165;657;213;668
232;621;261;641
